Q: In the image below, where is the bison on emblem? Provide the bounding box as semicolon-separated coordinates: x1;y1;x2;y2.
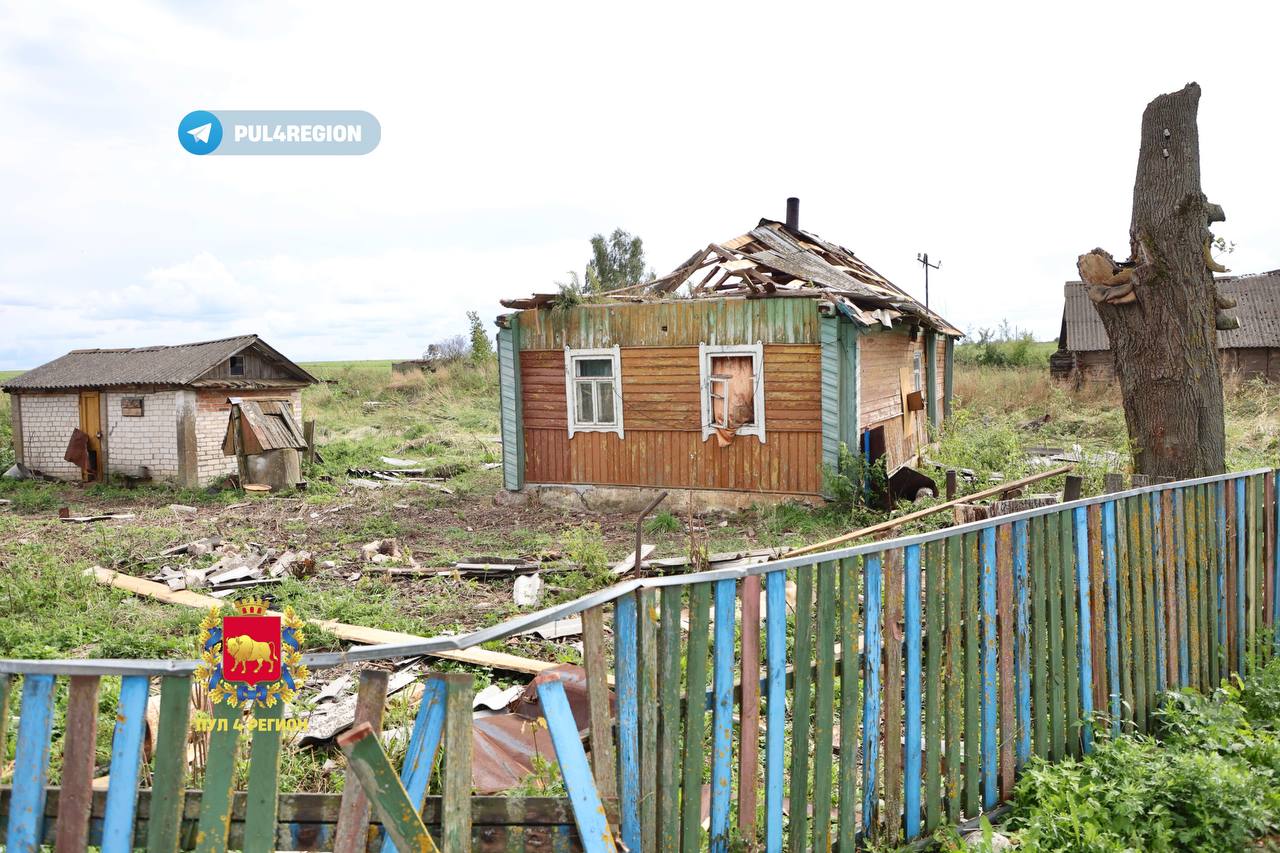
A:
225;634;278;674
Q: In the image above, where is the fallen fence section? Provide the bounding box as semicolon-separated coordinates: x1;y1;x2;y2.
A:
1;468;1277;851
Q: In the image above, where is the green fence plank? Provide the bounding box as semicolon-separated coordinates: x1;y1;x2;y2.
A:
884;549;904;843
0;674;9;775
146;676;193;853
1116;497;1135;732
443;672;474;853
1143;494;1159;725
680;583;711;853
1186;488;1203;691
962;532;981;817
657;585;683;853
1252;475;1263;664
812;562;837;850
924;539;943;834
1032;515;1049;761
838;556;861;849
1044;514;1063;761
997;525;1015;801
637;588;658;851
1161;491;1180;689
193;700;243;853
1199;485;1213;691
944;536;963;824
243;699;284;853
1061;510;1081;758
789;564;814;852
1136;494;1157;727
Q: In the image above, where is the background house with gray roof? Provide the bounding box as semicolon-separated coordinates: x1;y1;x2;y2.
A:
1052;271;1280;385
2;335;315;486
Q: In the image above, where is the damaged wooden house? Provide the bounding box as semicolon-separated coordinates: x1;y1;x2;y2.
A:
2;335;316;487
1052;269;1280;385
495;199;962;510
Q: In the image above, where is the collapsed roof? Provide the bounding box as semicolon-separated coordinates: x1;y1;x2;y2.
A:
502;218;961;336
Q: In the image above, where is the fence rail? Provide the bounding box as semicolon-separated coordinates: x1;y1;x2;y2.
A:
2;468;1278;851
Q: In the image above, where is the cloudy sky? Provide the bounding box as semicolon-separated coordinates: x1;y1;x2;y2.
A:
2;1;1277;368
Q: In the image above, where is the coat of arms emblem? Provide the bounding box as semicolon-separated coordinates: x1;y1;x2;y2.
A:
195;598;308;706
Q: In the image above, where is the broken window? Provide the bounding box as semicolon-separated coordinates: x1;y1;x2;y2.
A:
700;342;765;442
708;355;756;429
229;355;246;376
564;346;624;437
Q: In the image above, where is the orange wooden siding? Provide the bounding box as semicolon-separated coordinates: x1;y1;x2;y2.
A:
520;345;823;494
859;327;944;471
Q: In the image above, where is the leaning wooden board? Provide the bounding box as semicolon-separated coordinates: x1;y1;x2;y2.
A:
87;568;557;676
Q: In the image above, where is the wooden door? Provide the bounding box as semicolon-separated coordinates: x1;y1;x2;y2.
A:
78;391;102;481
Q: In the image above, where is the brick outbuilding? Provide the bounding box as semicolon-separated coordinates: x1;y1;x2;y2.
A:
2;335;315;487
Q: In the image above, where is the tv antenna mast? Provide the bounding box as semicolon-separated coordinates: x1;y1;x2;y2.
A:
917;253;941;311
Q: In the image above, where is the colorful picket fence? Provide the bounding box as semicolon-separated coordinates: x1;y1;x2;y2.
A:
2;468;1278;851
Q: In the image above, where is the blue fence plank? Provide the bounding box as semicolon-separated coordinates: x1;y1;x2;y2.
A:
1073;507;1094;754
6;673;56;853
862;553;883;834
980;527;998;810
102;675;149;853
904;544;923;838
379;676;447;853
537;677;619;853
764;569;786;853
1275;469;1280;656
614;594;640;853
710;578;736;852
1102;501;1122;734
1013;519;1031;769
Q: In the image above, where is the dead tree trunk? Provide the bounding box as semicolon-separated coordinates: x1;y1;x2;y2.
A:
1079;83;1227;479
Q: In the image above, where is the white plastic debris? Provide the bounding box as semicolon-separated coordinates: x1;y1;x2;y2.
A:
512;574;544;607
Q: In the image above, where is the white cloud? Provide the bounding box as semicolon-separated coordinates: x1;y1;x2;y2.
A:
1;0;1278;367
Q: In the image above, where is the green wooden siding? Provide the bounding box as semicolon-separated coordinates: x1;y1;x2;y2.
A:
839;321;860;454
820;317;840;471
497;324;524;491
943;336;955;421
515;298;822;350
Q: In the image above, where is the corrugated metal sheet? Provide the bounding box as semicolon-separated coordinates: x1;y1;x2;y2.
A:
3;335;316;391
515;298;821;351
1063;271;1280;352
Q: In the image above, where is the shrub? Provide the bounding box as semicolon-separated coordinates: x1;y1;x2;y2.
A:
1008;657;1280;851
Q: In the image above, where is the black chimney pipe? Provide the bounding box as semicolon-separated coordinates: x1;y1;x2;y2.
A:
785;197;799;230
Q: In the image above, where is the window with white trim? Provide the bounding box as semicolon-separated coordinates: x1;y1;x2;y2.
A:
912;350;922;391
564;346;624;438
699;342;765;442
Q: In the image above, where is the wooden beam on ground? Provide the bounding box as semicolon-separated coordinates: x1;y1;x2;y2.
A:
86;567;556;676
788;464;1075;558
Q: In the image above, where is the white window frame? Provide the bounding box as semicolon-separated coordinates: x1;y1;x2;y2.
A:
699;341;766;443
912;350;923;391
564;346;624;438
